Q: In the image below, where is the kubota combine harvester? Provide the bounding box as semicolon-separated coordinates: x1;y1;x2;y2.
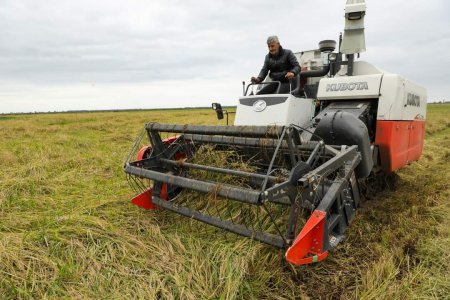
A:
124;0;427;265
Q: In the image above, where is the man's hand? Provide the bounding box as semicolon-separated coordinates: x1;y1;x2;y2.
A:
251;77;261;84
285;72;295;80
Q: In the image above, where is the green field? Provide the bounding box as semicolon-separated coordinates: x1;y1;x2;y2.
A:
0;104;449;299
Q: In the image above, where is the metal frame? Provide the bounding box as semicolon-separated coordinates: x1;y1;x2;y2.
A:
124;123;362;255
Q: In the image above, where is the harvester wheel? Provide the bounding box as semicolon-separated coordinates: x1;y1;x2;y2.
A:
137;145;152;160
135;138;188;202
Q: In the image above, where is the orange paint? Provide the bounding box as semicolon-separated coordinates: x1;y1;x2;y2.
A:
375;120;425;172
285;210;328;265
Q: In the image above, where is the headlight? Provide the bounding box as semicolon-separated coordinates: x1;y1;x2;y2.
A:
347;11;364;20
329;53;337;62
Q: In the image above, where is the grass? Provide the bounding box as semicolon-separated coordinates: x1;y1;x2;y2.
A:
0;104;449;299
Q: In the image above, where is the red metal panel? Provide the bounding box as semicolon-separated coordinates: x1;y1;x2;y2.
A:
375;120;426;172
285;210;328;265
130;184;168;210
131;188;156;210
137;146;152;160
407;120;426;162
375;121;410;172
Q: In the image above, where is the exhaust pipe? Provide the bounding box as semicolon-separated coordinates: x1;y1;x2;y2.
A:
300;64;330;78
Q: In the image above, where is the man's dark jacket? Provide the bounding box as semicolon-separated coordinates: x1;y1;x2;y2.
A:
257;46;301;82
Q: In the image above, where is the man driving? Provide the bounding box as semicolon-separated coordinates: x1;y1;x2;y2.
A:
251;36;301;94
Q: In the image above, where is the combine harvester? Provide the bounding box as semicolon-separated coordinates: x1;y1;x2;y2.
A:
124;0;427;265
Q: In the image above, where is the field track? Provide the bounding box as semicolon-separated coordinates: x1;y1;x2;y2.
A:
0;104;449;299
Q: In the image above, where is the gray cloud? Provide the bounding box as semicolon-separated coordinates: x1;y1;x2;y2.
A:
0;0;449;113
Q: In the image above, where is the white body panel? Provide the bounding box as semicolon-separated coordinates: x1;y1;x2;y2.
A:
340;0;366;54
337;60;387;75
317;74;382;100
377;74;427;121
234;59;426;126
234;94;315;127
315;61;427;121
294;50;326;86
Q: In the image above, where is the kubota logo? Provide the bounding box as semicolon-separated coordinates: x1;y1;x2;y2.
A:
326;82;369;92
406;93;420;107
252;100;267;112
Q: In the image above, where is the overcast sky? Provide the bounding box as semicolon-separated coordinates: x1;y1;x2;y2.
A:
0;0;449;113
